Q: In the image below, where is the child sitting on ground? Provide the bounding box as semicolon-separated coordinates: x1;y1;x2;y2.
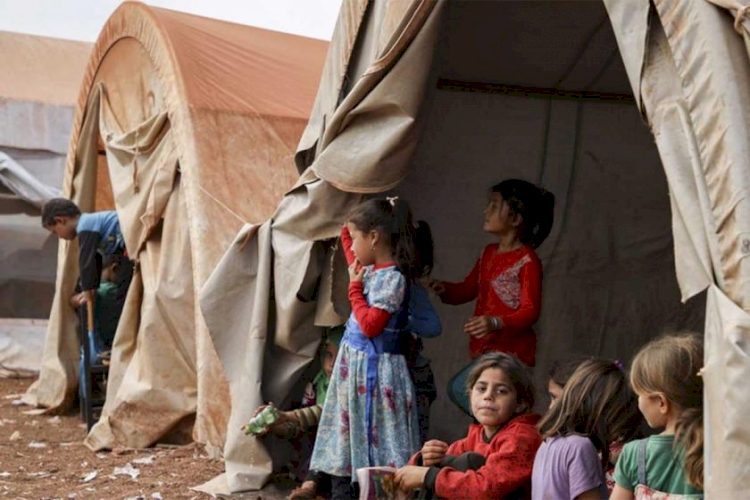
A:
610;334;704;499
243;328;343;500
532;359;642;500
394;352;542;500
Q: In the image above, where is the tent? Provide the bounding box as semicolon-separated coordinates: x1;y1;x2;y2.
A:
202;0;750;496
0;31;90;320
22;1;328;456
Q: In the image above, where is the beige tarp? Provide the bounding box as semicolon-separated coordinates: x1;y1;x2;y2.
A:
0;32;91;322
23;0;328;455
202;0;750;495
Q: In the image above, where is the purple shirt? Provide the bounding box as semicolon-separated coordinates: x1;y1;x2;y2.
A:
531;435;608;500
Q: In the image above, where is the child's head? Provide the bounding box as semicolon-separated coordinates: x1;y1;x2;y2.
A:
547;356;590;408
101;254;122;284
42;198;81;240
630;333;703;489
322;327;343;380
485;179;555;248
414;220;434;278
466;352;534;435
346;197;418;279
539;359;641;467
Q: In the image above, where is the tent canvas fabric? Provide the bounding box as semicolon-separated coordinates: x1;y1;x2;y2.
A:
0;32;90;323
22;1;328;455
201;0;748;495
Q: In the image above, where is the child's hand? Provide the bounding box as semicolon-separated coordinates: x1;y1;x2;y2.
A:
423;278;445;296
394;465;429;493
420;439;449;466
464;316;501;339
348;260;365;283
69;292;87;309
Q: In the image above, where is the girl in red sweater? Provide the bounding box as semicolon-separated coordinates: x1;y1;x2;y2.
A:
394;352;542;500
429;179;554;415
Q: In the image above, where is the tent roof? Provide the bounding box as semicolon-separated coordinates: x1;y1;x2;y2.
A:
0;31;91;106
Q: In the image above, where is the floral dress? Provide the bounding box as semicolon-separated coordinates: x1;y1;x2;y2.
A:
309;265;420;479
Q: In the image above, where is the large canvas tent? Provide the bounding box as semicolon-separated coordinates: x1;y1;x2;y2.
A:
202;0;750;496
0;32;91;320
22;1;328;455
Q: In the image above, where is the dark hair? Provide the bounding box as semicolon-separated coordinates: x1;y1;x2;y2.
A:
466;352;535;415
491;179;555;248
548;356;591;389
414;220;434;278
539;358;642;469
348;197;419;280
631;334;704;489
41;198;81;227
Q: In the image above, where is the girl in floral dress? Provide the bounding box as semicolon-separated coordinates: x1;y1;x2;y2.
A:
309;197;422;499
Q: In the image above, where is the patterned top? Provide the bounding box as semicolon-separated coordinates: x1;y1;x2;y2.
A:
440;245;542;365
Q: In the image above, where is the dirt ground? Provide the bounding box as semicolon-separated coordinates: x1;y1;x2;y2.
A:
0;377;273;500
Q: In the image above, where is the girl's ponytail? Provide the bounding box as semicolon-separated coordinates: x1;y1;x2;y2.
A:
387;197;418;281
676;407;703;490
531;188;555;249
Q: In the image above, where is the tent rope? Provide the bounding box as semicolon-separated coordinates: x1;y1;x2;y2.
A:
197;184;245;224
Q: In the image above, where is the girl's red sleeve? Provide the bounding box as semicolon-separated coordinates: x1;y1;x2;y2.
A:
433;427;540;500
499;254;542;329
348;282;392;338
340;226;356;265
440;258;480;305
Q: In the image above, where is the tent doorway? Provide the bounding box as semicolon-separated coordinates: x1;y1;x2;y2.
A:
380;0;706;441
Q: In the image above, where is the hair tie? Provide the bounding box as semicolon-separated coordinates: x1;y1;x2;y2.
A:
614;359;625;372
386;196;399;207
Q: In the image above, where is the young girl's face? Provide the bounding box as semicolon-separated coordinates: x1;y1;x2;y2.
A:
483;193;518;235
346;222;376;266
470;368;519;436
323;342;339;380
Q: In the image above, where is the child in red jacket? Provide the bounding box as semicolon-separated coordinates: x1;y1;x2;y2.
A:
428;179;554;415
394;352;542;500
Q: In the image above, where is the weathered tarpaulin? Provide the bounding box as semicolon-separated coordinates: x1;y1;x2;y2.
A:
23;0;327;455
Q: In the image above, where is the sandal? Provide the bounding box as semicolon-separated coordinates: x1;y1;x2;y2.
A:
288;484;317;500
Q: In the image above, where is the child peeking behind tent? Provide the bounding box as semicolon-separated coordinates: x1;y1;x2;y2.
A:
243;327;343;500
427;179;554;416
69;253;126;352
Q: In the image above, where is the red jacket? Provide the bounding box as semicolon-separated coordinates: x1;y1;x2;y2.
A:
440;245;542;365
409;414;542;500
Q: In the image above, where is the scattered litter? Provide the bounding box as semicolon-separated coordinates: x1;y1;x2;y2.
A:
68;494;77;499
151;493;163;500
124;496;145;500
28;442;47;449
60;442;76;447
132;455;154;465
9;431;20;441
2;419;16;425
10;400;23;407
2;394;21;399
22;409;46;416
82;471;97;482
80;461;88;468
26;471;48;477
47;416;62;425
0;472;9;478
113;462;140;479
